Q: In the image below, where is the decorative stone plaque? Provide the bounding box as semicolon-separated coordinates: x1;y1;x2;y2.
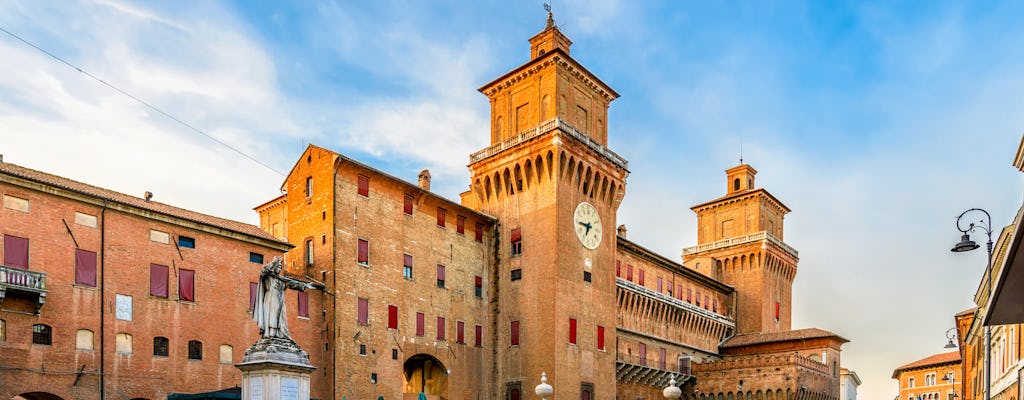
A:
115;294;132;321
280;378;298;400
250;377;263;400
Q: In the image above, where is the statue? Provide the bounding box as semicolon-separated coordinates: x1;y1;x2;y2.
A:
252;257;313;340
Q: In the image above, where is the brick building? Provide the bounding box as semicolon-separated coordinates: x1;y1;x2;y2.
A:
893;351;963;400
0;161;327;400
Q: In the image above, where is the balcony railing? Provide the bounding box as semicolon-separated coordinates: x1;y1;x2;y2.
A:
682;230;799;258
468;117;629;170
616;352;693;388
0;265;48;314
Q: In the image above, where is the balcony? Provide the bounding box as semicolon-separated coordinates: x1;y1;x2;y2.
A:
682;230;799;258
616;352;693;389
0;265;47;314
468;117;629;170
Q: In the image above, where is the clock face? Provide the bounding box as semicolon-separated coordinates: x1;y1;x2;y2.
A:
573;202;602;250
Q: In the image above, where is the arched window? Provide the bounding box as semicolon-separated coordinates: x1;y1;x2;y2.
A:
153;337;169;357
76;329;94;350
734;178;740;191
188;340;203;360
32;324;51;345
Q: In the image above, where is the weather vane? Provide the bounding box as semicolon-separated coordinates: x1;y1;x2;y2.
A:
544;2;555;28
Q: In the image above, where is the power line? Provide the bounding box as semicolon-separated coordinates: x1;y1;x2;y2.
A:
0;25;287;177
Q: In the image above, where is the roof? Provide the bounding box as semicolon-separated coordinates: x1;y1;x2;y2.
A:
720;328;848;348
691;188;791;213
617;235;734;293
956;307;978;317
477;47;619;100
892;351;961;378
0;161;288;247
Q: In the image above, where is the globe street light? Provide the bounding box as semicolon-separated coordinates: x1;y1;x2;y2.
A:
663;376;682;399
535;372;553;399
951;208;995;400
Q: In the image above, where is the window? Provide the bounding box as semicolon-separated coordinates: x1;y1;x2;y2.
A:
704;295;709;309
297;291;309;318
219;344;233;364
657;277;663;292
638;269;645;285
249;252;264;264
638;342;647;366
3;194;29;212
403;254;413;279
150;264;169;298
457;215;466;235
457;321;465;344
660;347;667;369
926;373;937;386
403;195;414;215
583;271;592;282
74;248;97;287
177;236;195;249
305;177;313;197
188;340;203;360
357;175;369;197
687;288;692;302
32;324;51;345
713;299;718;313
510;228;523;256
734;178;740;191
569;318;577;345
3;235;29;269
475;324;483;347
507;383;522;400
178;269;195;302
116;333;132;354
510;320;520;346
668;282;675;297
436;264;446;288
115;294;133;321
76;329;94;350
305;239;314;266
370;373;378;384
775;301;781;321
437;317;446;340
626;264;633;281
909;377;916;388
154;337;169;357
597;326;605;351
359;344;367;355
150;229;170;244
616;260;621;277
357;239;369;265
0;319;5;342
416;312;425;336
357;298;369;325
581;383;594;400
74;212;97;228
392;348;399;359
510;269;522;281
475;276;483;298
249;282;258;311
436;207;446;227
475;222;484;242
388;305;398;329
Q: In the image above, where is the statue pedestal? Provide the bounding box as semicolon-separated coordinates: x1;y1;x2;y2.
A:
237;337;316;400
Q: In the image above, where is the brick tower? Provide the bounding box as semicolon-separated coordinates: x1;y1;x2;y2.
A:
460;12;628;399
682;164;798;334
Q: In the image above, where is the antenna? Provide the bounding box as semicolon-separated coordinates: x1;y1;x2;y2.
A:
739;136;744;164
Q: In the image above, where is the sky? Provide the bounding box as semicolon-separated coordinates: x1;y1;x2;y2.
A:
1;1;1023;398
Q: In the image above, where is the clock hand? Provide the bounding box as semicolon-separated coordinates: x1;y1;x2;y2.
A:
577;221;592;235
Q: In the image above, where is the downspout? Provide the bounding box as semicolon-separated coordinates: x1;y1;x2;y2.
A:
98;199;108;400
330;157;341;400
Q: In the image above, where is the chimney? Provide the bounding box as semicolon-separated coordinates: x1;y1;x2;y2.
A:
144;191;153;202
0;154;4;163
418;169;431;191
617;224;627;238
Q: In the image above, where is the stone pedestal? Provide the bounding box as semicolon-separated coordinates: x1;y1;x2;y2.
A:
237;337;316;400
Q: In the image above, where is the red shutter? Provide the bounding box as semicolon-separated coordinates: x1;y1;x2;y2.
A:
404;254;413;268
569;318;577;344
388;305;398;329
357;239;369;264
616;260;621;277
510;228;522;242
357;298;368;324
403;195;414;215
639;269;645;285
704;295;709;309
297;291;309;317
150;264;169;297
511;389;520;400
510;320;520;346
660;347;667;369
639;343;647;365
475;325;483;347
74;248;97;287
249;282;258;311
713;299;718;313
626;264;633;281
437;264;446;280
457;321;465;343
436;207;446;227
416;312;425;336
437;317;446;340
475;276;483;287
687;288;692;302
667;281;674;295
178;269;195;302
357;175;369;197
3;235;29;269
597;326;605;350
657;277;663;292
775;301;781;320
457;215;466;234
475;222;484;242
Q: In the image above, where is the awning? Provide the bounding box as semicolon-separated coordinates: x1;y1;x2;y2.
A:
167;387;241;400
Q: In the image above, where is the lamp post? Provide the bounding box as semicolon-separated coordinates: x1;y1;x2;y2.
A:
945;328;958;349
942;369;960;400
535;372;553;399
663;375;682;400
951;208;995;400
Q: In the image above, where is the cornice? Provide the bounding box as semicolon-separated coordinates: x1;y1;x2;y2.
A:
478;50;619;102
691;188;791;215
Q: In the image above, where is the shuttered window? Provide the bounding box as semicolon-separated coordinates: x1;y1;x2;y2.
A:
74;249;97;287
297;291;309;317
357;239;369;265
437;317;446;340
568;318;577;345
475;324;483;347
357;175;369;197
415;312;425;336
616;260;620;277
457;215;466;234
597;326;605;351
457;321;465;344
150;264;169;298
638;269;645;285
510;228;523;256
3;235;29;269
388;305;398;329
474;276;483;298
660;347;667;369
775;301;781;321
626;264;633;281
436;264;446;288
403;195;414;215
638;343;647;366
667;281;674;296
436;207;446;227
178;269;195;302
475;222;484;242
510;320;520;346
357;298;369;325
403;254;413;279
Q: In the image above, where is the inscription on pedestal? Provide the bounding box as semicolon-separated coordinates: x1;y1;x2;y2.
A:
281;378;299;400
250;377;263;400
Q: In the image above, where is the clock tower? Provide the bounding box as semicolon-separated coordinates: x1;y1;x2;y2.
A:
461;12;628;400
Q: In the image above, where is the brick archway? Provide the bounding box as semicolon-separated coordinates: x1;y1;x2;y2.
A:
14;393;66;400
402;353;448;400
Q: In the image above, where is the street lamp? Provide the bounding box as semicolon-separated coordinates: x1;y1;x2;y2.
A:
944;328;957;349
535;372;553;399
663;375;682;400
951;208;995;400
942;370;960;400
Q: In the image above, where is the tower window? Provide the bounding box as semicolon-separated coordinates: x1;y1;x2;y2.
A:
32;324;52;345
436;207;447;227
403;254;413;279
734;178;740;191
510;269;522;281
404;195;414;215
510;228;522;256
457;215;466;235
357;239;369;265
305;177;313;197
775;301;781;321
415;312;425;336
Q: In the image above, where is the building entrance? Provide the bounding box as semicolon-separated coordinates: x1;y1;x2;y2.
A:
402;353;448;400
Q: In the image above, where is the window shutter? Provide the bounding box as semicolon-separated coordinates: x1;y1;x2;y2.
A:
150;264;169;297
660;347;667;369
457;215;466;234
657;277;663;292
416;312;425;336
357;298;369;324
639;269;645;285
436;207;446;227
475;325;482;347
569;318;577;344
297;291;309;317
403;195;414;215
3;235;29;269
357;239;369;264
475;222;484;242
510;320;520;346
178;269;195;302
457;321;465;343
404;254;413;268
388;305;398;329
616;260;621;277
626;264;633;281
357;175;369;197
597;326;605;350
249;282;258;311
437;264;446;280
437;317;446;340
704;295;709;309
775;302;781;320
75;248;97;287
639;343;647;365
510;228;522;242
713;299;718;312
687;288;692;302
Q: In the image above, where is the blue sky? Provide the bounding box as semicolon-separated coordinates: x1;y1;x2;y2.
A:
2;1;1023;398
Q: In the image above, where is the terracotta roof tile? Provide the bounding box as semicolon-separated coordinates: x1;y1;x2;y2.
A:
892;351;961;378
720;328;848;348
0;161;287;246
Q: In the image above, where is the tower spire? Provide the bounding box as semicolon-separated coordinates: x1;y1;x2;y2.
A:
544;2;554;29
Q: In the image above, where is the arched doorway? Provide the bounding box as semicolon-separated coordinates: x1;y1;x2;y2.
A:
15;393;65;400
403;354;448;400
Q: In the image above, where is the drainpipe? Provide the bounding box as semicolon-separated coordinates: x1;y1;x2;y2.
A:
98;200;108;400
